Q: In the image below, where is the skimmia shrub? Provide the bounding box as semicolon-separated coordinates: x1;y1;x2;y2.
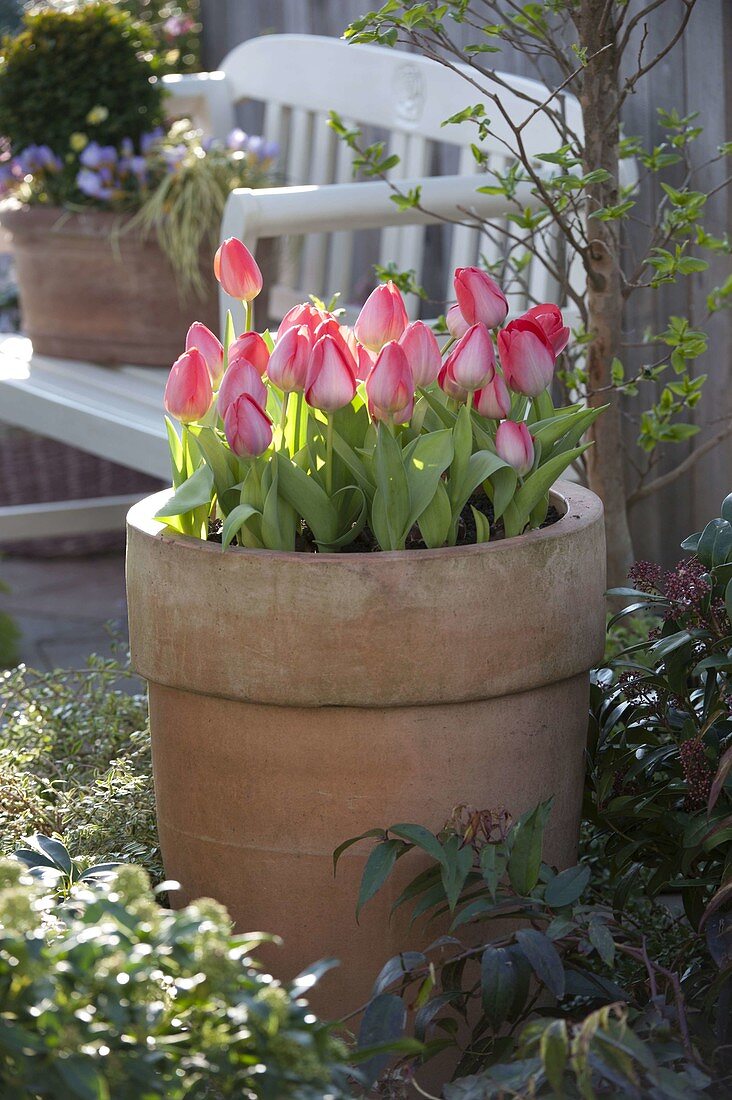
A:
586;494;732;930
334;803;719;1096
158;240;605;551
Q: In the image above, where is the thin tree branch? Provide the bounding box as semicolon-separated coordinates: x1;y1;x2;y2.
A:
628;422;732;507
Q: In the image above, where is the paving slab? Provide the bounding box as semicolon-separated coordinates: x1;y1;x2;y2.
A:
1;551;129;671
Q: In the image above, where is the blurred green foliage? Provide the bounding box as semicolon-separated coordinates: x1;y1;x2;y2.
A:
0;3;165;155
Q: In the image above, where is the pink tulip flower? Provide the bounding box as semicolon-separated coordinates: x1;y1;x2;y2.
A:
446;303;470;340
366;341;415;424
223;393;273;458
276;302;329;341
354;281;409;353
437;358;470;404
305;334;357;412
164;348;213;423
313;317;358;373
454;267;508;329
228;331;270;376
474;372;511;420
356;344;376;382
214;237;263;301
495;420;535;476
523;303;570;358
185;322;224;386
440;323;496;394
218;358;268;417
267;324;312;393
398;320;442;388
498;318;555;397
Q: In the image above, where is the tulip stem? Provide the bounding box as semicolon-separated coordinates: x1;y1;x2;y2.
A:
243;300;253;334
294;391;305;451
465;392;473;413
279;390;290;445
532;389;554;422
325;414;334;496
440;335;456;357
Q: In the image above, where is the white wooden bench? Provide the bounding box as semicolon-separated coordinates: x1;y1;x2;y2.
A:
0;34;580;543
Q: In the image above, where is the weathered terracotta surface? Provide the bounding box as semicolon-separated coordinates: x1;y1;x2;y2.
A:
126;482;606;1017
3;205;218;367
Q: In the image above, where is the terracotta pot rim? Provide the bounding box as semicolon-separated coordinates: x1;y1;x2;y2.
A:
1;202;137;231
128;480;601;564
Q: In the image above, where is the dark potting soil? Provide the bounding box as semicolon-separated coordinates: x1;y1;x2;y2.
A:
207;495;562;551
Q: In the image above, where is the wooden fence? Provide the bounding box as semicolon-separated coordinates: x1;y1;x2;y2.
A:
200;0;732;564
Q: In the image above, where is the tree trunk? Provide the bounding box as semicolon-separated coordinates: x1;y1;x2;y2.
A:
578;0;635;586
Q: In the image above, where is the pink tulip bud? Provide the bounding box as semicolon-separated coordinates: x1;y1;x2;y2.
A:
446;303;470;340
276;302;329;341
305;334;357;412
185;322;224;386
213;237;263;301
313;317;358;372
437;358;469;404
366;341;415;424
495;420;535;476
474;372;511;420
267;324;312;393
223;393;273;458
164;348;213;423
454;267;508;329
228;331;270;376
523;304;570;358
217;358;268;417
356;344;376;382
497;318;555;397
354;281;409;353
398;320;442;388
440;324;496;394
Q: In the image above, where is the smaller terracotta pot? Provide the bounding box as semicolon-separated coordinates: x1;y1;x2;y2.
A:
2;205;219;367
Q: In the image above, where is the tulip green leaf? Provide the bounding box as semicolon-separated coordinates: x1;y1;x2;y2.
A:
189;426;239;500
404;430;454;533
275;452;339;546
417;480;452;548
221;502;260;550
485;466;518;521
154;465;214;518
448;405;473;513
545;405;606;459
331;428;374;501
261;462;297;551
164;416;185;487
419;386;458;429
471;505;491;543
374;424;410;550
448;449;509;541
531;405;587;448
504;443;592;538
324;486;368;549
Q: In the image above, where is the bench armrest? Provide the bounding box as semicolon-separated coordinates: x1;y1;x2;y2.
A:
162;71;236;140
217;174;536;326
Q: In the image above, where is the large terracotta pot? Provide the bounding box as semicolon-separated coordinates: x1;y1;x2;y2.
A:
126;481;605;1018
2;205;218;367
